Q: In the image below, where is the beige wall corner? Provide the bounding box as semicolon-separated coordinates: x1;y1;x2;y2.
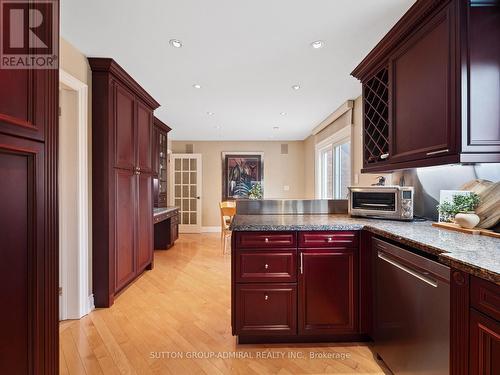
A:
171;141;306;227
59;37;93;295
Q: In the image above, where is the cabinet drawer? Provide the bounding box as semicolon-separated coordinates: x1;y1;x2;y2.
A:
236;250;296;282
235;232;296;249
471;276;500;321
235;283;297;335
298;231;358;248
171;213;179;225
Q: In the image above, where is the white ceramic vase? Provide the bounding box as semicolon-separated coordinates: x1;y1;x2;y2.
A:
454;212;480;229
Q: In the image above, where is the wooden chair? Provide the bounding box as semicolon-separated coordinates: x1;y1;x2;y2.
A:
220;201;236;254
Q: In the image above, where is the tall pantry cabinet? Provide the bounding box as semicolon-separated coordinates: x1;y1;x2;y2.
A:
89;58;160;307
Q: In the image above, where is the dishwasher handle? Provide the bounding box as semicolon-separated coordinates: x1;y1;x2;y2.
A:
378;251;438;288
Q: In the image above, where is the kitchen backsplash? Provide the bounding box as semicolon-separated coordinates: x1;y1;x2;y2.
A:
392;164;500;222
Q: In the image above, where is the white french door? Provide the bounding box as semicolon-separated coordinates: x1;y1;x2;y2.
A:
170;153;202;233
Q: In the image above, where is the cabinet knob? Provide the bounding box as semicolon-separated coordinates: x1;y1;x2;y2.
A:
327;237;333;242
264;238;269;243
264;264;269;270
264;294;269;301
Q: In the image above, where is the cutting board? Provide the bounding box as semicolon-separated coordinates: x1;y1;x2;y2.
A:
460;179;500;229
432;222;500;238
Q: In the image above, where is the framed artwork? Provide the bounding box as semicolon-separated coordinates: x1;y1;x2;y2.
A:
222;152;264;200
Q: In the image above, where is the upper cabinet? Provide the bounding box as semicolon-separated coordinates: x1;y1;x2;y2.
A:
352;0;500;172
153;117;171;207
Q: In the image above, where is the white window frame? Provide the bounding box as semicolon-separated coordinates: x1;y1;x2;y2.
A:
315;126;352;199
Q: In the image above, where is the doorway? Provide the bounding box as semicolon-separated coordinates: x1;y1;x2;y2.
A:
171;153;202;233
58;70;91;320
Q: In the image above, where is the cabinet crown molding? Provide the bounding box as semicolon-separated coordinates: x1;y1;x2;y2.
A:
88;57;160;110
351;0;446;81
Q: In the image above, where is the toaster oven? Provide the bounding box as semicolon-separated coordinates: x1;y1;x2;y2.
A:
348;186;414;221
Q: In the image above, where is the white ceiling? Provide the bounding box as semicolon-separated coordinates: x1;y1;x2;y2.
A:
61;0;415;141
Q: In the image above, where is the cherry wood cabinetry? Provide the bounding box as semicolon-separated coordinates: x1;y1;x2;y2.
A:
451;270;500;375
0;1;59;372
232;231;361;343
298;247;358;335
352;0;500;172
89;58;160;307
153;117;171;207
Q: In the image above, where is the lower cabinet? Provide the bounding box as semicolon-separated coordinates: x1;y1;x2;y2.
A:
232;231;360;341
469;310;500;375
298;248;358;335
234;284;297;335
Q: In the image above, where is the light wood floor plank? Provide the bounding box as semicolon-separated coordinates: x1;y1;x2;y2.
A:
60;233;390;374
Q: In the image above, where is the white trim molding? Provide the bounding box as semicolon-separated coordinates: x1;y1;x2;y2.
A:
311;100;354;135
202;226;222;233
59;69;91;320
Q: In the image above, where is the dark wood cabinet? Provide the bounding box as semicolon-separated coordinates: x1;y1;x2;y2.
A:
232;230;361;342
90;58;160;307
389;4;456;164
352;0;500;172
298;248;358;335
235;283;297;336
153;117;171;207
153;208;179;250
470;309;500;375
451;270;500;375
0;1;59;372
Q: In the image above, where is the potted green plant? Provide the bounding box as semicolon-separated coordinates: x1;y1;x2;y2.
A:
437;192;481;228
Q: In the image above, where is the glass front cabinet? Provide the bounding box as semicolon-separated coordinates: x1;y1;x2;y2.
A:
153;117;171;207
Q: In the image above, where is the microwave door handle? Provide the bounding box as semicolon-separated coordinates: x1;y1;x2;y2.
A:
359;203;392;207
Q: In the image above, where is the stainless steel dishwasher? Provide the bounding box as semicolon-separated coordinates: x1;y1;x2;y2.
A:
373;238;450;375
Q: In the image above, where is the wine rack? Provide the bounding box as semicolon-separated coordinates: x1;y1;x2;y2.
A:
363;67;389;165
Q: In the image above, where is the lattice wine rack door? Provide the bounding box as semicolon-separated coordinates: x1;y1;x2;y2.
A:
363;67;389;166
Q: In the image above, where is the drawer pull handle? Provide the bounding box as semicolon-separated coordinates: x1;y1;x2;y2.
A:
264;264;269;270
264;238;269;243
426;149;449;156
264;294;269;301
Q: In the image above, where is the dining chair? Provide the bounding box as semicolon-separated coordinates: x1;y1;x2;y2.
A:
220;201;236;254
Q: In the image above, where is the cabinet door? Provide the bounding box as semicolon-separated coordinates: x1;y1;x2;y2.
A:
389;5;456;164
298;248;358;335
470;309;500;375
235;283;297;336
0;135;44;374
114;83;136;170
114;169;136;290
136;173;153;271
136;101;153;173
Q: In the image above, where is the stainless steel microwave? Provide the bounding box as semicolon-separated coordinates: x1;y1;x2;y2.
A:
348;186;414;221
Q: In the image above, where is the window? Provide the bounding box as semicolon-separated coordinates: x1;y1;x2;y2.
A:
316;129;351;199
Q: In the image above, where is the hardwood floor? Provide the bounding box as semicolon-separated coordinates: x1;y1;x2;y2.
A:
60;233;389;374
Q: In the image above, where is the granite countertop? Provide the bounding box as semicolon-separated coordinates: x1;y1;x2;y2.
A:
231;214;500;285
153;206;179;217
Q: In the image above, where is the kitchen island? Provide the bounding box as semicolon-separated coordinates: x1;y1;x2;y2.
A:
230;213;500;374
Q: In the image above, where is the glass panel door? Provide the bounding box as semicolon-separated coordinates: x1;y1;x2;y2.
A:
171;153;202;233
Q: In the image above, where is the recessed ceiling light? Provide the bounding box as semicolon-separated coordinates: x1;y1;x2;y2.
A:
207;111;215;116
169;39;183;48
214;125;221;129
192;84;202;89
291;84;301;90
280;112;287;116
311;40;325;49
273;126;280;130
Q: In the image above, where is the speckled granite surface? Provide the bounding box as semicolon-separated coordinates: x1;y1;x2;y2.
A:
153;206;179;217
231;214;500;285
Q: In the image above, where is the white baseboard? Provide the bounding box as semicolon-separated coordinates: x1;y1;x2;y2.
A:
87;294;95;312
202;226;222;233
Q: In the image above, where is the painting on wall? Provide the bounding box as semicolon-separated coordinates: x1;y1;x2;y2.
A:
222;152;264;200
